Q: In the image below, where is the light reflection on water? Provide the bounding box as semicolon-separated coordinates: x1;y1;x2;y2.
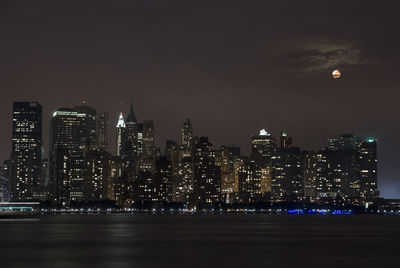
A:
0;214;399;268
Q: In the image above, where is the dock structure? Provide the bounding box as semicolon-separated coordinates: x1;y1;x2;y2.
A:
0;202;40;212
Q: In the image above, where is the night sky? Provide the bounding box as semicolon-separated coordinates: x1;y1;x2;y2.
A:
0;1;399;197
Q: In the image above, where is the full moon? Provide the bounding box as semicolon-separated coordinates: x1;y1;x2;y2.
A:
332;69;341;79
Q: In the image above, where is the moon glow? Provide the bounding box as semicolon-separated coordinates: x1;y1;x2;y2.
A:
332;69;341;79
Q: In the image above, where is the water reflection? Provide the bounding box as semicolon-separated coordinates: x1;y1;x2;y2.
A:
0;215;399;268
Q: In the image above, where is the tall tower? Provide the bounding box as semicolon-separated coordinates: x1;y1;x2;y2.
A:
97;112;109;151
279;131;292;148
357;139;378;205
323;134;364;205
271;146;303;203
142;120;154;158
193;137;221;206
125;103;139;160
49;106;95;204
73;105;97;149
181;119;193;150
116;113;126;157
10;102;42;201
250;129;277;167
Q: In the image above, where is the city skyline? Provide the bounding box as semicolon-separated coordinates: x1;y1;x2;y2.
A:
3;101;379;209
0;100;388;200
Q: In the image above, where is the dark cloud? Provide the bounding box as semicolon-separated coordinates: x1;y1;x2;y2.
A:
295;40;397;75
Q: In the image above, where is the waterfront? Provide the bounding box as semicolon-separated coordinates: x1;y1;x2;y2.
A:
1;215;399;268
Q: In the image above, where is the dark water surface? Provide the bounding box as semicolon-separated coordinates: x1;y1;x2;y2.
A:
1;214;399;268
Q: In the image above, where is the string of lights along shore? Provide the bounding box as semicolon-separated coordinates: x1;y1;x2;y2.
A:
0;100;379;210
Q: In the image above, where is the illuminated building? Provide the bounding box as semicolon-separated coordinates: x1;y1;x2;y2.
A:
132;170;161;204
35;158;49;201
301;151;317;202
49;106;96;205
280;131;292;148
314;150;356;206
74;105;97;148
271;134;303;203
142;120;155;158
84;149;113;201
238;161;263;203
250;129;277;167
131;120;156;174
155;156;174;202
10;102;42;201
97;112;109;151
357;139;378;205
124;103;139;159
260;166;271;195
115;113;126;156
181;119;193;151
328;134;362;151
175;156;194;203
193;137;221;206
0;161;10;202
112;156;132;207
215;146;241;203
315;134;373;206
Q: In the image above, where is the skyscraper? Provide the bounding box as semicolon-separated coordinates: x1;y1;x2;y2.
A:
116;113;126;157
10;102;42;201
238;161;263;203
280;131;292;148
301;151;317;202
271;134;302;203
215;145;241;202
193;137;221;206
321;134;367;205
250;129;277;167
175;156;194;203
155;156;174;202
49;106;96;205
124;103;139;159
181;119;193;150
328;134;363;151
357;139;378;205
97;112;109;151
142;120;155;158
85;149;113;201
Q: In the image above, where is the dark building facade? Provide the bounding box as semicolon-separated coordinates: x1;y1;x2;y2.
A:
10;102;42;201
97;112;109;151
357;140;378;205
181;119;193;150
271;146;303;203
250;129;277;167
0;160;10;202
85;149;113;201
193;137;221;206
49;106;97;205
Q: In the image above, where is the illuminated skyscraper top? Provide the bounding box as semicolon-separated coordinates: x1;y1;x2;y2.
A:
259;129;270;136
116;113;126;128
116;113;126;156
250;129;276;166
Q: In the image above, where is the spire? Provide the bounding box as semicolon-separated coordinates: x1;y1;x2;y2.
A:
126;101;137;123
116;112;126;128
